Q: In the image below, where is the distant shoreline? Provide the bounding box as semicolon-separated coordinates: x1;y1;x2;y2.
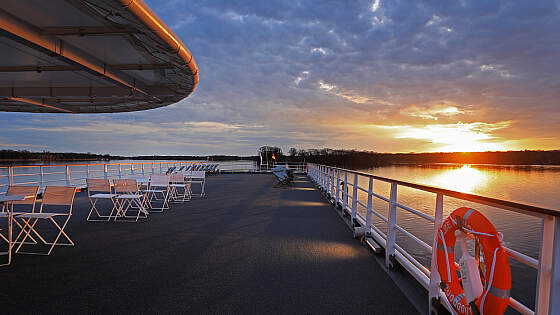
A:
1;149;559;167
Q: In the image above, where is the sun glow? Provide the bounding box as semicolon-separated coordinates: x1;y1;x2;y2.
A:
430;165;488;193
390;122;512;152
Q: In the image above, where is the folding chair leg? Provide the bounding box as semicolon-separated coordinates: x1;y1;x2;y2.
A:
0;214;13;266
87;198;117;222
16;216;73;256
14;218;45;254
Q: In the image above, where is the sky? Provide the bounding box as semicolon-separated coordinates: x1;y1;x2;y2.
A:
2;0;560;156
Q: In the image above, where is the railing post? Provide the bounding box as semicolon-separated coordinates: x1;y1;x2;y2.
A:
386;183;397;268
365;177;374;233
118;164;122;179
429;193;444;314
104;164;108;180
351;173;358;222
336;169;340;206
326;168;331;196
65;165;70;186
142;164;145;176
310;164;314;181
320;165;324;190
86;165;90;180
323;166;327;191
323;166;329;193
39;166;44;191
342;171;348;212
131;164;135;175
330;167;335;198
8;166;13;186
536;215;560;314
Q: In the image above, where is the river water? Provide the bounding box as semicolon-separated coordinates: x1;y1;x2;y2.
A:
353;164;560;311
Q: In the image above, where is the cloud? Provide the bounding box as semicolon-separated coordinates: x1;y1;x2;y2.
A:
400;102;467;120
2;0;559;155
374;121;514;152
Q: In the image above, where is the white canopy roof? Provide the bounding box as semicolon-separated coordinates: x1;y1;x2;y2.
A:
0;0;198;113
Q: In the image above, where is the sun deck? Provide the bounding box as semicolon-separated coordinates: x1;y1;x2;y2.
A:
0;173;419;314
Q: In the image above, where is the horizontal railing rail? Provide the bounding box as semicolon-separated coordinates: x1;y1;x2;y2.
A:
0;161;206;193
0;160;308;192
307;163;559;315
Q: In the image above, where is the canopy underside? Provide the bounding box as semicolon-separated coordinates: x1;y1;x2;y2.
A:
0;0;198;113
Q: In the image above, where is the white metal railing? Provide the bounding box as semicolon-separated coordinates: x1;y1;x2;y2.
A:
0;160;309;193
0;161;206;193
308;163;559;315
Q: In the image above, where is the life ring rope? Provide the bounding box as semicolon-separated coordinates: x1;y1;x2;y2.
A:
439;229;452;283
480;247;499;315
449;215;494;237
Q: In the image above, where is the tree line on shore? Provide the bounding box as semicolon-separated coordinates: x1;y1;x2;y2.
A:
0;150;112;162
279;148;560;168
2;148;560;168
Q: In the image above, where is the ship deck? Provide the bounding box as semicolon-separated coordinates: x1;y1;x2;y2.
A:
0;173;420;314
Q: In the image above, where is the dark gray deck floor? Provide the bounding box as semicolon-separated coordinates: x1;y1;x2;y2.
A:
0;173;418;314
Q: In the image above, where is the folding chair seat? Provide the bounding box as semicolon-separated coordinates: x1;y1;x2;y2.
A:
113;179;148;222
143;174;170;211
86;179;118;222
15;186;76;255
169;173;191;203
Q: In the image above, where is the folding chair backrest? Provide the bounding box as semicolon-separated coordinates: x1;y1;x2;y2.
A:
42;186;76;206
170;173;185;183
7;185;39;205
150;175;170;187
113;179;138;194
40;186;76;215
87;179;111;194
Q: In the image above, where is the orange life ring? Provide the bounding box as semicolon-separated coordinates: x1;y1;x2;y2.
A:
437;207;511;315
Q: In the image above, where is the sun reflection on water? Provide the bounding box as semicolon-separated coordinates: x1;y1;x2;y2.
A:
429;165;488;193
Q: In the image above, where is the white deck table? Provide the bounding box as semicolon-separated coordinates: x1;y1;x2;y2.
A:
0;194;34;266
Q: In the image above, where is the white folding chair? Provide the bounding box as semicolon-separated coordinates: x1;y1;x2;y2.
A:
15;186;76;256
0;186;39;265
113;179;148;222
86;179;118;222
169;173;191;203
144;174;170;211
187;171;206;197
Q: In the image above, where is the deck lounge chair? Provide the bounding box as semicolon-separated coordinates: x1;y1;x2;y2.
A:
271;166;293;186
